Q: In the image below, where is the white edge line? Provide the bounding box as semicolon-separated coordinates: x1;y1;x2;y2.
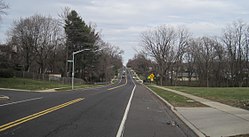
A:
0;97;43;107
116;71;136;137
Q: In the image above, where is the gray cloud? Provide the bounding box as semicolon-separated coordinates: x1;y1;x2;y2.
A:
1;0;249;64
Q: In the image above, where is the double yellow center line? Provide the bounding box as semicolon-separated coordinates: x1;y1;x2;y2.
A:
0;98;84;132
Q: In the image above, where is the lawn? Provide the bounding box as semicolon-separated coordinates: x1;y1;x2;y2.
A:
0;78;100;91
167;86;249;110
147;85;206;107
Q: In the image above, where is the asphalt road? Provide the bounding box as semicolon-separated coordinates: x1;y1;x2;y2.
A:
123;84;187;137
0;70;191;137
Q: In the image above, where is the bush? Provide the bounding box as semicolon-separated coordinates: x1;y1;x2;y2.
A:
0;69;14;78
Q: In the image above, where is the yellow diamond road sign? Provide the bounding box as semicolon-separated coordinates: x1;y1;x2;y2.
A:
148;73;155;81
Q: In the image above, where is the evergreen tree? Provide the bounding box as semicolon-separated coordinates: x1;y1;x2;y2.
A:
64;10;99;81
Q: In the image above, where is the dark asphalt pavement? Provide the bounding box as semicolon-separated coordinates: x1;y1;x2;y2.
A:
123;84;186;137
0;70;192;137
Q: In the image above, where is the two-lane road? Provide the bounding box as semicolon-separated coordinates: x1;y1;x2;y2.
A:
0;70;192;137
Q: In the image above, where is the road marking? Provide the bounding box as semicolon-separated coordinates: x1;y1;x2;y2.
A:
0;97;43;107
116;73;136;137
0;95;9;100
0;98;84;132
108;76;127;91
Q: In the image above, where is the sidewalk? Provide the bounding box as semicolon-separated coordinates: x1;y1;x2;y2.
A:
153;85;249;137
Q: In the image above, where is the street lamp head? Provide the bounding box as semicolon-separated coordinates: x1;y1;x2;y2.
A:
73;48;91;55
67;60;73;63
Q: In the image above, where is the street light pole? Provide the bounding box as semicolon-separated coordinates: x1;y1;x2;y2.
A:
72;53;75;89
71;48;90;90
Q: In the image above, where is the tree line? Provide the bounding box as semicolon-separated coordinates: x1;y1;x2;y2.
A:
1;8;123;83
127;21;249;87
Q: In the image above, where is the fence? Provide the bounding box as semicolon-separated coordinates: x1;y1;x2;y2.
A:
13;71;85;85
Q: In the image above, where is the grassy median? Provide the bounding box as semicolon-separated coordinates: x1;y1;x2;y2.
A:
0;78;100;91
147;85;206;107
167;86;249;110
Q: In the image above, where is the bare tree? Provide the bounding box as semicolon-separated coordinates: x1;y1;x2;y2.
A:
136;21;248;87
202;37;221;87
188;37;224;86
7;15;64;74
8;18;36;71
33;15;63;74
58;7;71;76
245;26;249;86
96;40;123;82
58;7;71;26
183;38;197;84
172;26;190;85
0;0;8;20
141;25;190;85
222;20;248;86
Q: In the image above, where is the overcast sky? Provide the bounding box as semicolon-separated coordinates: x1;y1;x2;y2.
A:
1;0;249;64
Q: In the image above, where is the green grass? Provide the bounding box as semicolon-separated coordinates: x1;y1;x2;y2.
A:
0;78;68;90
0;78;101;91
167;86;249;110
147;85;206;107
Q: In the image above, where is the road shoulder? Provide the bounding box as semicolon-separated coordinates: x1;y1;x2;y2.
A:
123;84;193;137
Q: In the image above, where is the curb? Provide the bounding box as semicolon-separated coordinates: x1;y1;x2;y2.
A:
0;88;31;92
144;85;206;137
0;87;58;93
0;95;10;100
50;84;111;92
0;85;108;93
37;89;56;92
